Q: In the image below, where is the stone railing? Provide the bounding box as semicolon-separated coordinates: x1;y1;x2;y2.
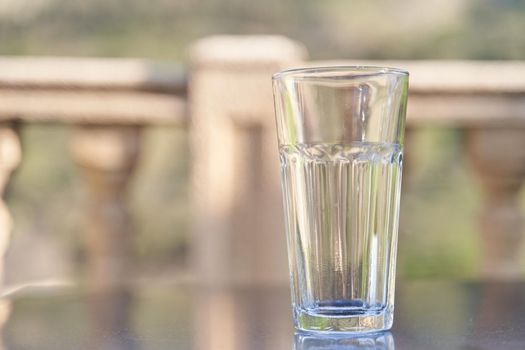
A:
1;37;525;297
0;57;187;290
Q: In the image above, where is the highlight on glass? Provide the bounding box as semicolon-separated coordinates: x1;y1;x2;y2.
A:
273;66;409;333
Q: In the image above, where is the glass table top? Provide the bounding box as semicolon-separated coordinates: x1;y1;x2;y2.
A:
1;280;524;350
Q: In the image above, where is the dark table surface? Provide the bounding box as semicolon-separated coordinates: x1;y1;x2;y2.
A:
1;280;524;350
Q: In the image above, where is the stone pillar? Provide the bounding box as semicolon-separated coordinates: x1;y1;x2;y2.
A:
189;36;307;286
466;128;525;279
70;125;141;288
0;123;21;287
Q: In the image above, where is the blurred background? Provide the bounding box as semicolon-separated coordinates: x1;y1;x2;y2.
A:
1;0;525;290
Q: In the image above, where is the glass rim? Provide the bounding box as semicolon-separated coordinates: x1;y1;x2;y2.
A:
272;65;409;81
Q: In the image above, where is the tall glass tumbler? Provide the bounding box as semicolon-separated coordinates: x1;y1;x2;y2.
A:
272;66;409;333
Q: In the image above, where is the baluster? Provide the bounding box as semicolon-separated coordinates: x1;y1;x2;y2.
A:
0;123;21;287
466;128;525;279
70;125;141;288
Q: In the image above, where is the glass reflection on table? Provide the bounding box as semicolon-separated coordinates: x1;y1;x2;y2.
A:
294;331;394;350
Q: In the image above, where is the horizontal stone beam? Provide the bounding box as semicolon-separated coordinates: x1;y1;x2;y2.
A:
2;57;525;126
310;60;525;94
0;57;186;93
408;94;525;126
0;90;187;125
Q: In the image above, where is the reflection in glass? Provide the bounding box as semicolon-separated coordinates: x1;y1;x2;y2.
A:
193;287;292;350
294;331;395;350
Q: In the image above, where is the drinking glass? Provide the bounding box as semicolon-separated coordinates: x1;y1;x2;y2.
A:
272;66;409;333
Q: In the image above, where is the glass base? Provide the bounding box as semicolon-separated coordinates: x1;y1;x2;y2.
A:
294;306;394;334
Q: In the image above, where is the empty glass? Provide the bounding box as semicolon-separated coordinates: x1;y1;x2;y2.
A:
272;66;408;333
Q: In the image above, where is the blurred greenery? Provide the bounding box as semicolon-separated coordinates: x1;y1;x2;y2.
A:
1;0;525;60
399;128;480;278
3;0;525;284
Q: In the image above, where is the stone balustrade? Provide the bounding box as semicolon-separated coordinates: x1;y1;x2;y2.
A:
0;57;187;291
1;37;525;297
